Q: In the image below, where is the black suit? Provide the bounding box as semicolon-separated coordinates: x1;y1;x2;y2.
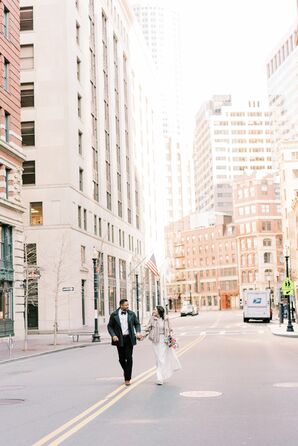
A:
107;309;141;381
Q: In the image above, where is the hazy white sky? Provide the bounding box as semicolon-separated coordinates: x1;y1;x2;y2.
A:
178;0;297;117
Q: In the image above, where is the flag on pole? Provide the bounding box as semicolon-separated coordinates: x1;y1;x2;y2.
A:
145;254;159;277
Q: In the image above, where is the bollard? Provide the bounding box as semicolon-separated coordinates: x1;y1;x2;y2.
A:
279;303;284;324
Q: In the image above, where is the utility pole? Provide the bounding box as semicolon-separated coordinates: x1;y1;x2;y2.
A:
136;273;139;321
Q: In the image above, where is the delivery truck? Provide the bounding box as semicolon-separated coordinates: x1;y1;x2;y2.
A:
243;290;271;323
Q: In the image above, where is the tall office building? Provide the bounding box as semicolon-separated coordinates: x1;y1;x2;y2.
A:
193;95;273;215
132;0;193;223
0;0;25;338
20;0;164;330
266;26;298;254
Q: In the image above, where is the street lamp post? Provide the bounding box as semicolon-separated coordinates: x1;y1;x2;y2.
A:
92;251;101;342
285;253;294;333
135;273;140;321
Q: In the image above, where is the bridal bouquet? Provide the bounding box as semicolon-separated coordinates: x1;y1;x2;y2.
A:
164;335;178;349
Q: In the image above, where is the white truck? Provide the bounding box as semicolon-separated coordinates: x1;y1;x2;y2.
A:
243;290;271;323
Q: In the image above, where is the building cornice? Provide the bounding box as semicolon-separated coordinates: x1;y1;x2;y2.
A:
0;139;26;162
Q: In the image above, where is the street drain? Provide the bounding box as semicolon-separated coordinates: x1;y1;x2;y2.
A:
0;399;25;405
180;391;222;398
274;382;298;388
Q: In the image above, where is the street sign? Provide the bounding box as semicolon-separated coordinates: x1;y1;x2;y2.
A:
281;278;295;296
62;287;74;292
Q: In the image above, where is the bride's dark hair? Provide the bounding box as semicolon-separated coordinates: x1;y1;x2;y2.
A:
156;306;165;320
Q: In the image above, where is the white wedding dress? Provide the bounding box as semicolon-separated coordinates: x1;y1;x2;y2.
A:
153;331;182;382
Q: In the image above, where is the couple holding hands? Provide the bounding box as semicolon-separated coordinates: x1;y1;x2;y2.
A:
107;299;181;386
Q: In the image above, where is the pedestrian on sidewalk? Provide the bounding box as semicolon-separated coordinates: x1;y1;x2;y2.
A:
145;306;181;385
107;299;142;386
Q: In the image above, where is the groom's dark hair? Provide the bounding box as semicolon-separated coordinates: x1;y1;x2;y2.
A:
119;299;128;306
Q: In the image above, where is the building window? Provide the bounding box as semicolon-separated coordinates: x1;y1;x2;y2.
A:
118;201;122;218
78;130;82;154
81;245;86;265
78;94;82;117
264;252;272;264
4;59;9;91
107;192;112;210
99;218;102;237
83;209;87;230
79;168;83;191
30;202;43;225
21;121;35;146
4;168;9;199
3;7;9;38
21;83;34;107
119;259;126;280
262;221;271;231
24;243;37;265
76;22;80;44
94;215;97;235
107;255;116;277
111;225;114;243
78;205;82;228
20;6;33;31
4;112;10;142
263;238;272;247
22;160;35;185
107;222;110;241
20;44;34;70
77;58;81;80
261;204;270;214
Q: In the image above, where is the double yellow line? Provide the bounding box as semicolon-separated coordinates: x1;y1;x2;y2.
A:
32;335;205;446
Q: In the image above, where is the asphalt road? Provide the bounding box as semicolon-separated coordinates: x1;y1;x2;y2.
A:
1;311;298;446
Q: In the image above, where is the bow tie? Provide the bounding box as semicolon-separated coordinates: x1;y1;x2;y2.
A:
121;311;127;315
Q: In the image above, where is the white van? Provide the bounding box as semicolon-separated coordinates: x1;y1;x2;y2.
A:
243;290;271;323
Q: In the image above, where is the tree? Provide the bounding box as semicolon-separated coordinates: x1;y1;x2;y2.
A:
23;242;40;351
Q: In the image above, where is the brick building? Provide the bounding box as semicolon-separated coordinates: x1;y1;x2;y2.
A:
166;214;239;311
0;0;25;337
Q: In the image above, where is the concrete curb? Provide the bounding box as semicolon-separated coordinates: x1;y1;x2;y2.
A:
0;340;110;365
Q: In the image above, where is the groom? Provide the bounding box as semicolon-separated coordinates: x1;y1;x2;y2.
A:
107;299;142;386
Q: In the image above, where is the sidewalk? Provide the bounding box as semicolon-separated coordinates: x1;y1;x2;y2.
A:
0;311;180;365
270;317;298;338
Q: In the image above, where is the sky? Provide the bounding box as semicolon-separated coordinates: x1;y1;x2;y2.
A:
178;0;297;121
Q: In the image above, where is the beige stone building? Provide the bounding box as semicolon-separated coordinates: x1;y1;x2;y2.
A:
20;0;164;331
233;173;284;303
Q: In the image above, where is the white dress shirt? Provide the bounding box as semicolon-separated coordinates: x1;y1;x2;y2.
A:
119;309;129;335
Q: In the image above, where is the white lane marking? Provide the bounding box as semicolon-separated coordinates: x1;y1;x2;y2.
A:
180;391;222;398
200;331;206;336
219;331;226;335
274;382;298;388
180;332;187;336
258;330;265;334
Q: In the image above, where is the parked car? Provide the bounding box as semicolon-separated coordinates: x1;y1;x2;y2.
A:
181;303;199;317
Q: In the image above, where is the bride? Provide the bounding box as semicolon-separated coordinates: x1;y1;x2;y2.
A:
145;306;181;385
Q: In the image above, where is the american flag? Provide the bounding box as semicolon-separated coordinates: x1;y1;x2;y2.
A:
145;254;159;277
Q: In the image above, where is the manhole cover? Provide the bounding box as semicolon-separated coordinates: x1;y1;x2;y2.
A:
0;399;25;405
274;382;298;388
180;391;222;398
